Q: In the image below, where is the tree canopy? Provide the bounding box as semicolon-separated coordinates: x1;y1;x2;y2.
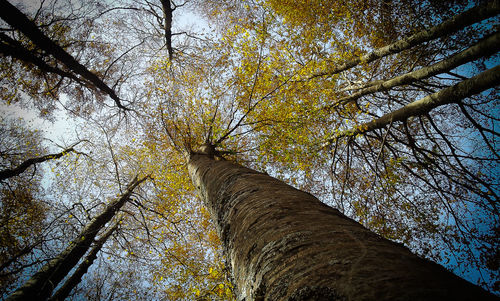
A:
0;0;498;299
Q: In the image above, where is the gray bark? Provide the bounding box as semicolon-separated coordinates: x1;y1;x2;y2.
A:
311;1;499;78
326;64;500;145
331;32;500;108
188;147;498;300
6;176;146;301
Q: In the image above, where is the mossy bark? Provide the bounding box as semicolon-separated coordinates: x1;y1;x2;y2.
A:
188;150;497;300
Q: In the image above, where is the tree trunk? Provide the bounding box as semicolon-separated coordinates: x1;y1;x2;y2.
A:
48;223;118;301
187;147;497;300
160;0;174;61
5;176;146;301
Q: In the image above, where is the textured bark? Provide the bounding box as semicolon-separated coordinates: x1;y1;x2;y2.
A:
6;176;146;301
332;32;500;107
0;147;75;181
188;149;498;300
0;0;128;110
48;224;118;301
327;64;500;144
311;1;500;78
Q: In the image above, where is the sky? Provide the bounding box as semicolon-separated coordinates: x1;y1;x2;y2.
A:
0;96;78;149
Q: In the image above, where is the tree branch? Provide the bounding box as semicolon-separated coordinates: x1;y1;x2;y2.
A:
310;1;500;79
0;0;130;110
0;147;76;181
323;64;500;147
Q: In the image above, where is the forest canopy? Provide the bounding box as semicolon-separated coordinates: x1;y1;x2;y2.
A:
0;0;498;300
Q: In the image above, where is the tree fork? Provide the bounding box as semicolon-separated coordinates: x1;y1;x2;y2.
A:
188;147;497;300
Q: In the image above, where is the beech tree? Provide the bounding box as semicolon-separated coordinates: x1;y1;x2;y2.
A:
187;144;498;300
0;0;498;299
214;1;498;292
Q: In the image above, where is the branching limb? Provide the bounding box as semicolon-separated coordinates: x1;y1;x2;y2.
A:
309;1;499;79
328;32;500;109
0;0;130;110
323;64;500;147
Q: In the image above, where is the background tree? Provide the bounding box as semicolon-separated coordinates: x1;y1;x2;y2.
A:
48;222;119;301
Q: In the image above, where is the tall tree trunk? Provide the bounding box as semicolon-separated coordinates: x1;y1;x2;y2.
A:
48;223;118;301
187;146;497;300
6;176;146;301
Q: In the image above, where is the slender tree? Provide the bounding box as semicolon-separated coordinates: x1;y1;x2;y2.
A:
0;146;76;181
159;0;174;61
0;0;129;110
